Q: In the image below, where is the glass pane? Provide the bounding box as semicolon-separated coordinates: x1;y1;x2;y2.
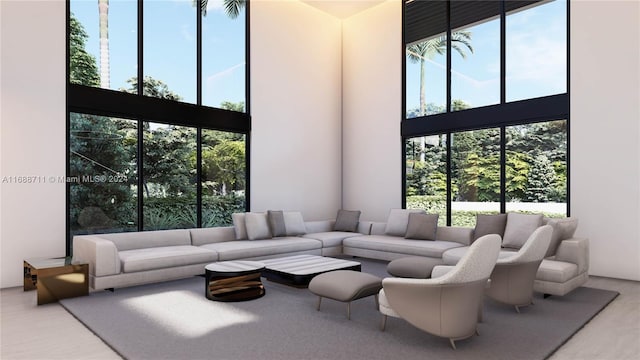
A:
201;129;246;227
506;0;567;102
144;0;196;103
70;0;137;91
69;113;138;236
202;1;246;111
451;128;501;227
451;18;500;110
405;135;447;225
143;123;197;230
406;34;448;118
506;120;567;217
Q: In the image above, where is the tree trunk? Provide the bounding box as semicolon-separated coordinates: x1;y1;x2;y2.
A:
98;0;110;88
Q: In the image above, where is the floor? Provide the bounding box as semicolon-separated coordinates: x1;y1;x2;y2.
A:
1;276;638;360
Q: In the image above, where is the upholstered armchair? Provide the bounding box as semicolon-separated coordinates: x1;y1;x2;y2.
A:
378;234;501;349
486;225;553;313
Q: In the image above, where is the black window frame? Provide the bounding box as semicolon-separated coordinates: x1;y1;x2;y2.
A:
401;0;570;225
65;0;251;254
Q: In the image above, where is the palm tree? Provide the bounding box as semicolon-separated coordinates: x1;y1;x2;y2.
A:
407;31;473;117
407;31;473;161
194;0;246;18
98;0;109;88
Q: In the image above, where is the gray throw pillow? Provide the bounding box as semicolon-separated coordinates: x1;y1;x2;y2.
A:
245;212;272;240
232;213;247;240
333;209;361;232
283;211;307;236
385;209;426;236
473;214;508;240
405;213;439;240
543;217;579;256
267;210;287;237
502;212;543;249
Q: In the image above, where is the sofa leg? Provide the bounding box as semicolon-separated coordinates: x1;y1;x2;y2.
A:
544;293;552;299
105;288;114;292
316;296;322;311
347;302;351;320
380;315;387;331
515;305;521;313
449;339;457;350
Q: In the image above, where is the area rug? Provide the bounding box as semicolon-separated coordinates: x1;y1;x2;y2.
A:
60;259;618;360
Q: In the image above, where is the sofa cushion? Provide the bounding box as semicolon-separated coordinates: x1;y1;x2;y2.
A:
284;212;307;236
232;213;248;240
502;212;543;249
303;231;362;248
343;235;463;258
473;214;507;240
404;213;438;240
245;213;272;240
268;210;287;237
119;245;217;273
543;217;579;257
536;259;579;283
384;209;426;237
333;209;361;232
435;226;474;246
98;229;191;251
200;238;321;261
189;226;236;246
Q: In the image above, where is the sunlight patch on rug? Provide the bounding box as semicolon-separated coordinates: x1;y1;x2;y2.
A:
121;290;259;338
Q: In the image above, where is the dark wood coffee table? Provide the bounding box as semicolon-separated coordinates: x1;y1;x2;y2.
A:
205;261;265;301
261;255;361;287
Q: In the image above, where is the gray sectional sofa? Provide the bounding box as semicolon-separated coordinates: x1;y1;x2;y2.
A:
73;209;588;297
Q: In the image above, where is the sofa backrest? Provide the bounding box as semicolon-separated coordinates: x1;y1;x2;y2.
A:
96;229;191;251
436;226;474;246
189;226;236;246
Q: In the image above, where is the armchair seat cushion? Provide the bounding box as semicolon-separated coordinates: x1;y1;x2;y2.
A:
536;259;579;283
119;246;217;273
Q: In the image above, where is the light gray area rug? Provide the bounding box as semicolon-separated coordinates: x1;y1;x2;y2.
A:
61;258;617;360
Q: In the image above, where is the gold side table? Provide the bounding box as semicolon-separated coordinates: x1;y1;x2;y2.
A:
23;257;89;305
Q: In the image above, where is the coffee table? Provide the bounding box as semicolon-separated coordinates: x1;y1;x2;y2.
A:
261;255;361;287
205;261;265;301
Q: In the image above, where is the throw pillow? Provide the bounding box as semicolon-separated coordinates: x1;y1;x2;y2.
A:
502;212;544;249
267;210;287;237
244;212;272;240
405;213;439;240
283;211;307;236
333;209;361;232
473;214;508;240
385;209;426;237
232;213;247;240
543;217;579;256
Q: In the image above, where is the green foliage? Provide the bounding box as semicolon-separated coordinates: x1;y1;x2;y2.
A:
202;141;245;195
526;154;556;202
143;194;245;230
220;101;245;112
120;76;183;101
69;14;99;86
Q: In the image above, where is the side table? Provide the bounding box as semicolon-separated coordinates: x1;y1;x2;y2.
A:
205;261;265;301
23;257;89;305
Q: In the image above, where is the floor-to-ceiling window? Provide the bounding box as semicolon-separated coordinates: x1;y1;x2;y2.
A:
403;0;568;225
67;0;249;249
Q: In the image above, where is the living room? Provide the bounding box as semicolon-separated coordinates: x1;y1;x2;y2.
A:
1;0;639;359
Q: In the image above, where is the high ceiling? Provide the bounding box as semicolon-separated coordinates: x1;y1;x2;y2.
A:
301;0;386;19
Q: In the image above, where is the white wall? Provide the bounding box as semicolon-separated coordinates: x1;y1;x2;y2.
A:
250;0;343;220
1;0;67;288
342;0;401;221
571;0;640;281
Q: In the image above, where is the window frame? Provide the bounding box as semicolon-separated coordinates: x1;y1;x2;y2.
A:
401;0;570;224
65;0;251;254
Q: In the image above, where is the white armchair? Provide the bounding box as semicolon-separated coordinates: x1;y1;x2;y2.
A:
486;225;553;312
378;234;501;349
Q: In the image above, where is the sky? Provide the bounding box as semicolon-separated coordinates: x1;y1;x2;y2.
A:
406;0;567;115
71;0;246;108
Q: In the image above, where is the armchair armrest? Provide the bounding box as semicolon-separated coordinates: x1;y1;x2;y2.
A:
431;265;455;279
554;237;589;274
72;235;121;277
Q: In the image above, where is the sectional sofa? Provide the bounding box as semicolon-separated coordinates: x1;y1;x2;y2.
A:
73;209;588;297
